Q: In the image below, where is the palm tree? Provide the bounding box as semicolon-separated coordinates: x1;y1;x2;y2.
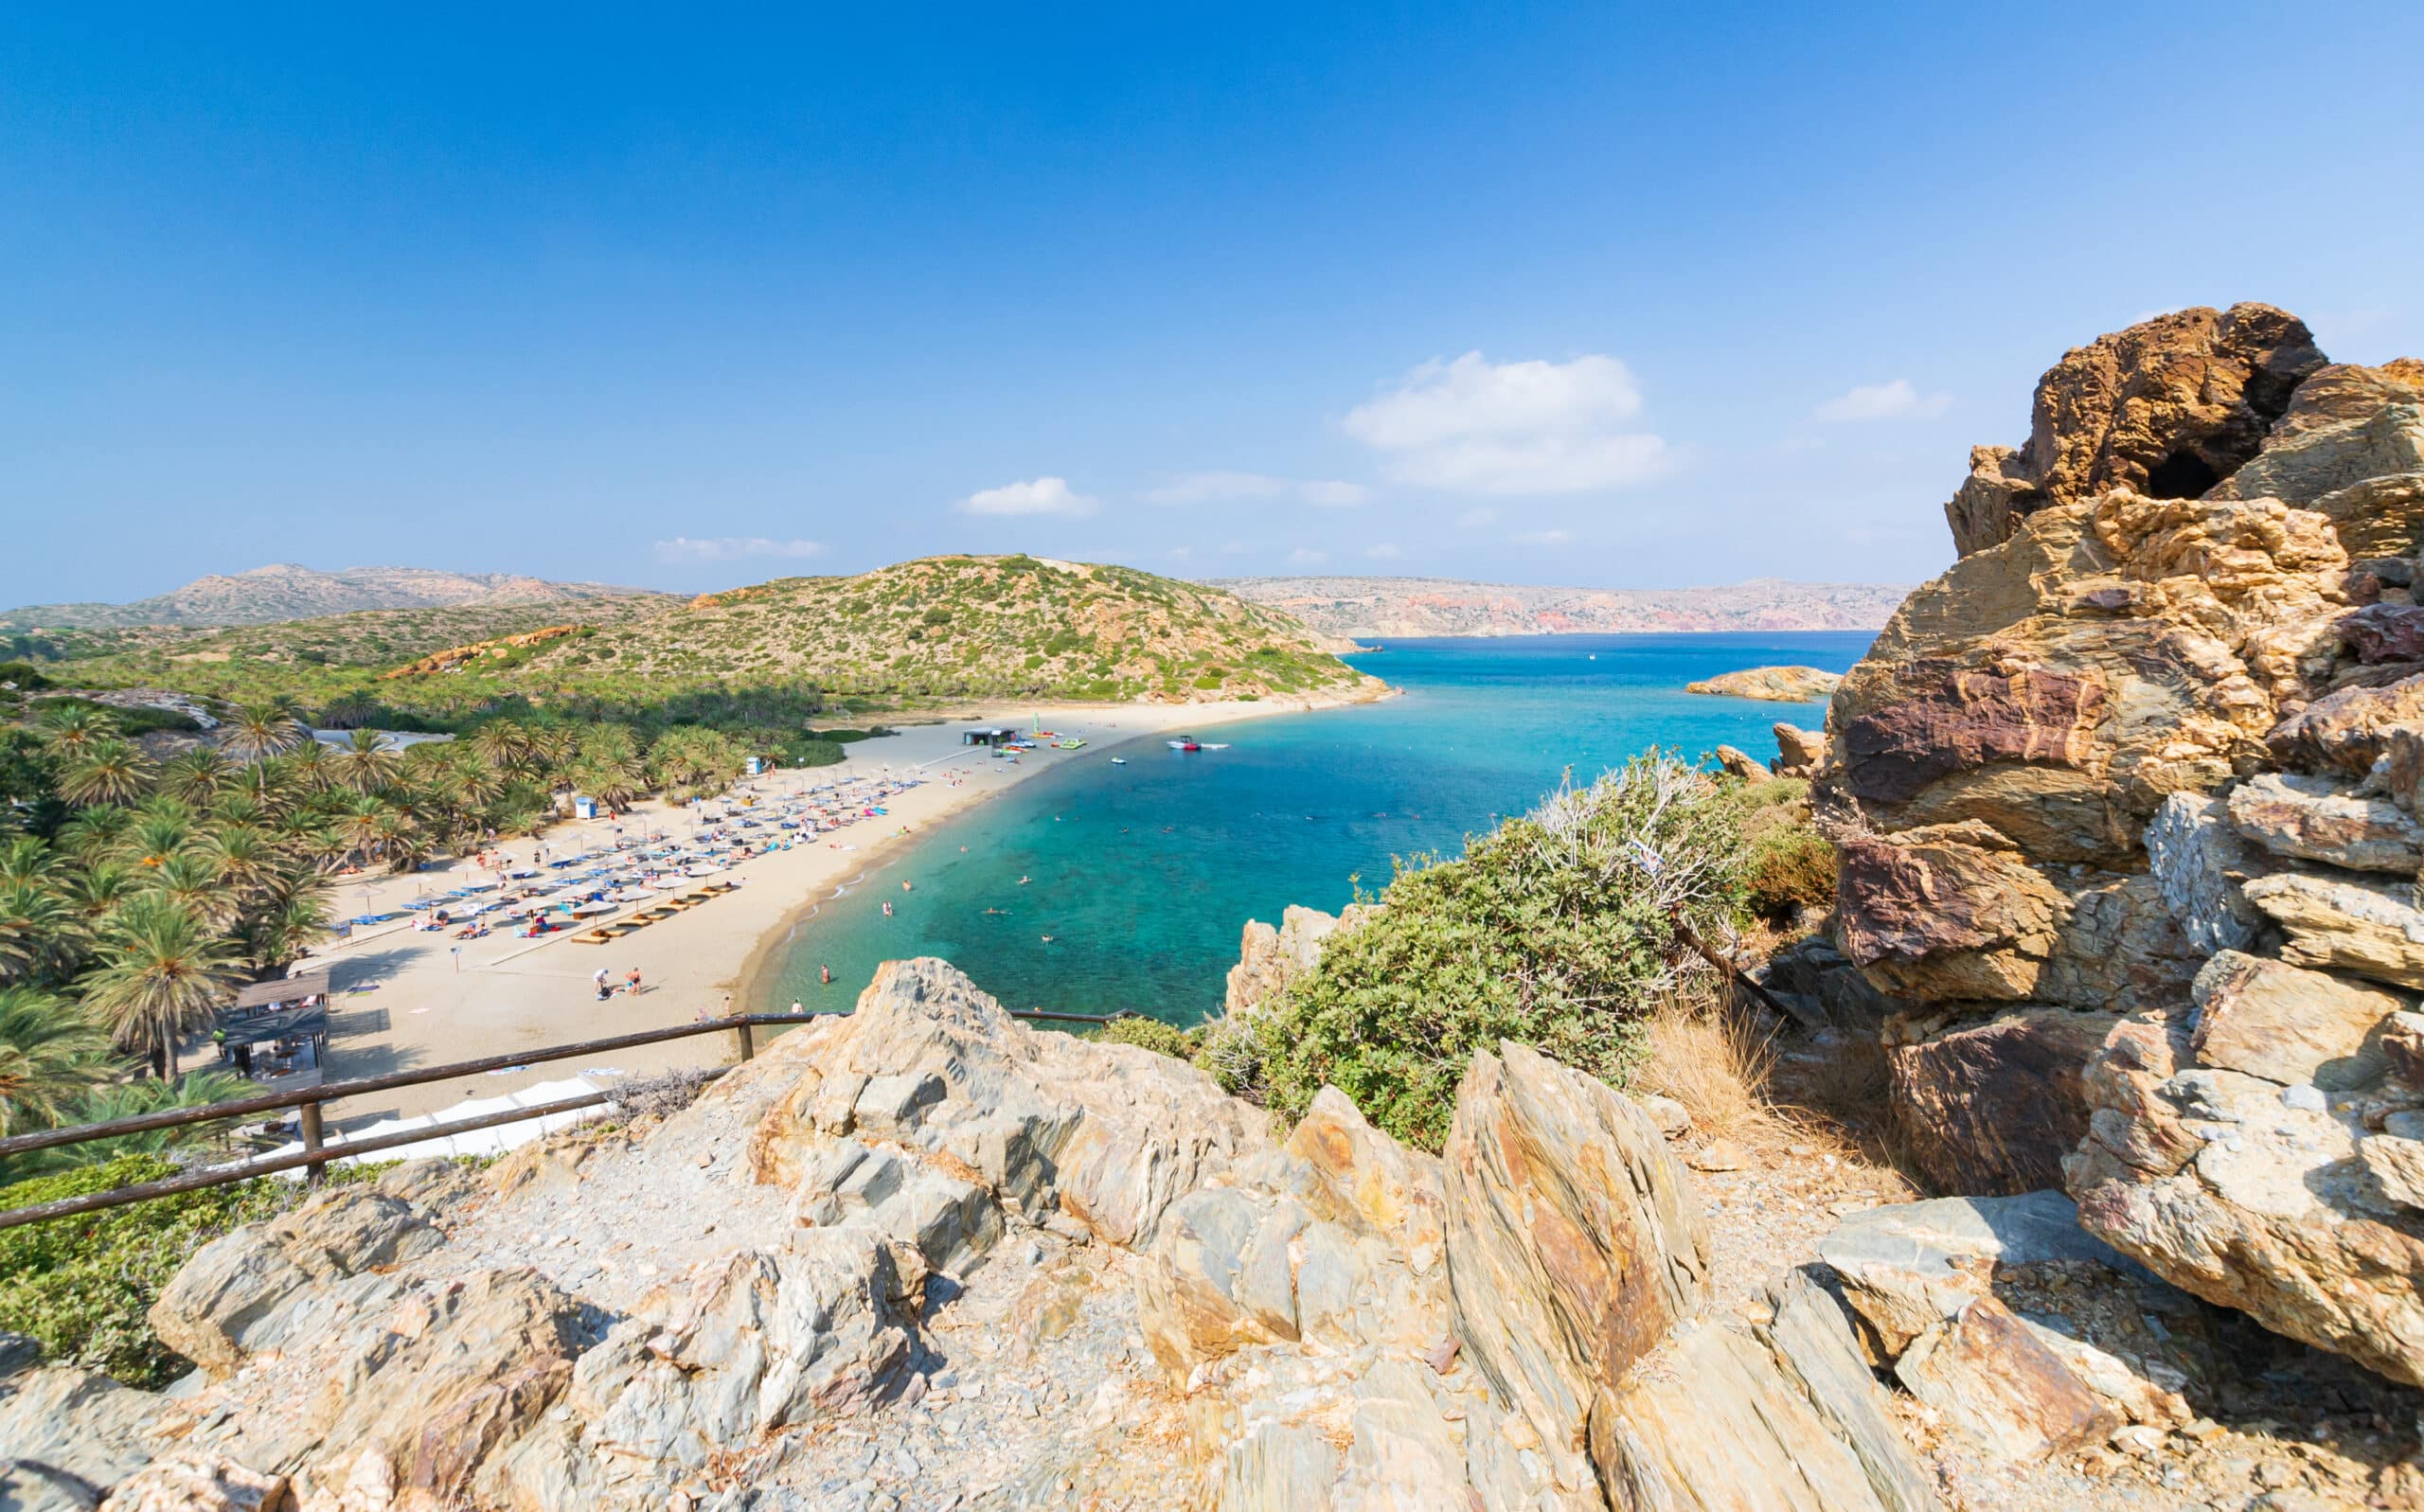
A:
82;897;241;1078
0;879;76;986
329;728;401;794
200;825;277;899
156;748;237;807
116;812;195;872
36;703;117;755
0;987;109;1134
317;688;383;730
59;739;155;808
62;859;138;928
330;793;391;870
0;837;55;889
148;850;235;931
247;889;328;974
55;806;132;863
471;719;531;773
221;702;310;763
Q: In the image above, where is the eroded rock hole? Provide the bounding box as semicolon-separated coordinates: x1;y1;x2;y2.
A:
2145;449;2222;498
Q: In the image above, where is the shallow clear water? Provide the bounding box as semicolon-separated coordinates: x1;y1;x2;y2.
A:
758;631;1873;1024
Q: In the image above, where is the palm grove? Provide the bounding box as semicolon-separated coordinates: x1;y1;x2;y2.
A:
0;698;756;1170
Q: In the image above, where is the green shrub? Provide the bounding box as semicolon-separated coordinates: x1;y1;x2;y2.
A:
1716;777;1836;919
1215;754;1748;1151
0;1155;294;1386
0;662;49;691
1096;1014;1199;1058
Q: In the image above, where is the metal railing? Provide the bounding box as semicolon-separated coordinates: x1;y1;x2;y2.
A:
0;1004;1122;1232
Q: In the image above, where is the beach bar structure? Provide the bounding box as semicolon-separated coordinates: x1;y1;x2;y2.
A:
213;970;333;1092
961;727;1019;747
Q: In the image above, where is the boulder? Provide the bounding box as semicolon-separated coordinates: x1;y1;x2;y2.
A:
508;1232;914;1506
2241;871;2424;988
2069;1058;2424;1388
1774;722;1827;776
1441;1044;1709;1498
2187;952;2398;1090
1136;1088;1449;1382
745;957;1270;1249
1889;1296;2117;1463
148;1188;444;1379
1716;744;1771;784
2338;602;2424;665
2226;771;2424;872
1823;313;2424;1391
0;1367;169;1508
1940;302;2325;556
1885;1008;2121;1196
2262;672;2424;776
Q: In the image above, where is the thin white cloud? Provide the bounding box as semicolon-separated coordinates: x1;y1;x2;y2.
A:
652;536;826;564
1814;379;1952;423
1456;507;1499;528
1296;480;1371;507
1287;547;1328;566
1512;529;1573;546
1167;546;1194;560
1345;352;1669;494
1145;471;1370;507
1364;543;1402;560
959;476;1098;517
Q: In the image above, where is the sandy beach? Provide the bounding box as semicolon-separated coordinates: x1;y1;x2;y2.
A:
264;691;1377;1128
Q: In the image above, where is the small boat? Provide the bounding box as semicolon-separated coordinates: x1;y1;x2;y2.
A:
1109;756;1128;765
1167;737;1200;752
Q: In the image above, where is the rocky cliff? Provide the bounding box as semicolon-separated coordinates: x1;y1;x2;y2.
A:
1817;303;2424;1389
0;960;1958;1511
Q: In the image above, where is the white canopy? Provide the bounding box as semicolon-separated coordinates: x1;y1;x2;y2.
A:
261;1075;616;1176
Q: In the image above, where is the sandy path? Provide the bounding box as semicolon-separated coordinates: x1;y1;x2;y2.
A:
262;693;1374;1126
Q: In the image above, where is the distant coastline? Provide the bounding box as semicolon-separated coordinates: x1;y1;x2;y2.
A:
1213;575;1910;639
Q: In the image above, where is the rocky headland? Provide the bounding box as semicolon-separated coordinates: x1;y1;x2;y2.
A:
1686;666;1845;703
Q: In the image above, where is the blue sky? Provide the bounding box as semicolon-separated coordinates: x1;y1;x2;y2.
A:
7;3;2420;607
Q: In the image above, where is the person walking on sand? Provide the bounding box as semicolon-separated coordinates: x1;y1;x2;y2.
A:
624;967;641;996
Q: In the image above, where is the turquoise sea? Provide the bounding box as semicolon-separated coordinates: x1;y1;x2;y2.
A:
757;632;1873;1025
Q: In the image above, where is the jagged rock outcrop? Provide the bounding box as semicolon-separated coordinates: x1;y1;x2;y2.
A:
7;961;1948;1511
1220;903;1376;1020
1943;303;2326;556
1822;303;2424;1388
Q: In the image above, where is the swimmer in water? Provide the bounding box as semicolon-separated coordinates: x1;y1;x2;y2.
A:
1017;875;1030;884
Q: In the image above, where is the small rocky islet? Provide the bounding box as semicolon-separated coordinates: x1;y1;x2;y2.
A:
11;300;2424;1510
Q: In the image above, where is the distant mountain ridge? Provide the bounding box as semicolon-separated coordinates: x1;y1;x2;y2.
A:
1208;575;1910;638
2;563;668;629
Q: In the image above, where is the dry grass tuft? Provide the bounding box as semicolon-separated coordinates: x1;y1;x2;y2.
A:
1631;998;1836;1161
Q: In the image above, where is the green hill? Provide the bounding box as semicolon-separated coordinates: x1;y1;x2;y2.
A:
508;555;1373;703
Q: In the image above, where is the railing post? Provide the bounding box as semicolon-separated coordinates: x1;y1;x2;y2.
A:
735;1020;756;1062
299;1100;326;1187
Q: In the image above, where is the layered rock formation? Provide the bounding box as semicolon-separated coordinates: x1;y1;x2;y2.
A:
1819;304;2424;1387
1942;305;2326;556
1;960;1951;1511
